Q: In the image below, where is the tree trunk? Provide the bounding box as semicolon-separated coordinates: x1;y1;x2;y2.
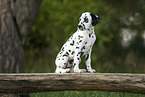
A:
0;0;24;73
0;0;42;96
0;0;42;73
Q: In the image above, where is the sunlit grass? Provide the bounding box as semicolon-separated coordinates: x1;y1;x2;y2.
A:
30;91;145;97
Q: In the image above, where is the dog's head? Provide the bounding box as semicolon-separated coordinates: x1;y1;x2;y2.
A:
78;12;100;31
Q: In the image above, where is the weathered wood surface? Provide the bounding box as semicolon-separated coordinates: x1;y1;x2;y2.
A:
0;73;145;94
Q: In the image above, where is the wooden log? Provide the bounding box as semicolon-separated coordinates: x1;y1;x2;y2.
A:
0;73;145;94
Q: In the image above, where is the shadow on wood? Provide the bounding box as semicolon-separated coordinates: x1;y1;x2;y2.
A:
0;73;145;94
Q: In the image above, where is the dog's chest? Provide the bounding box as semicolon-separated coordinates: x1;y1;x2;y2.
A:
82;32;96;52
58;30;96;58
72;30;96;55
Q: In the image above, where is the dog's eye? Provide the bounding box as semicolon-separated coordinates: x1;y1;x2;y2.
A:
84;17;88;23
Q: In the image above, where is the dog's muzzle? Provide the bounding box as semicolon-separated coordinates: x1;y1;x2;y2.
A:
78;24;84;30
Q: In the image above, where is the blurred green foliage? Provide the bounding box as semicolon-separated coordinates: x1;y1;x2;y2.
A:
24;0;145;73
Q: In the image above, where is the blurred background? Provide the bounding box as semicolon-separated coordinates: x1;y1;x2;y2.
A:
0;0;145;73
25;0;145;73
0;0;145;96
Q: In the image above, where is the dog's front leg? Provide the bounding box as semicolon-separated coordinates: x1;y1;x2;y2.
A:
73;49;86;73
85;47;96;73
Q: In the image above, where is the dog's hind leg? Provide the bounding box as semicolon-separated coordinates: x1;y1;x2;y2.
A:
55;67;70;73
55;56;70;73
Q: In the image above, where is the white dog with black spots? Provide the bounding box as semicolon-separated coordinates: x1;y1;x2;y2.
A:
55;12;100;73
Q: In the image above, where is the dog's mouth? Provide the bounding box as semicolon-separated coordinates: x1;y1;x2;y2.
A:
78;24;84;30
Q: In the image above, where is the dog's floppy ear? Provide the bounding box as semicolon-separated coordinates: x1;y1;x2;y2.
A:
90;13;100;26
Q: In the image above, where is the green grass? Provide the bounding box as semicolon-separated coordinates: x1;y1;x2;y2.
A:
30;91;145;97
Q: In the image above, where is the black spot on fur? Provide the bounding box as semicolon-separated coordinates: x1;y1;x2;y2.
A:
80;52;84;57
76;47;79;49
84;16;89;23
78;35;83;38
79;40;82;43
78;52;81;54
61;47;64;51
71;51;74;55
63;52;69;57
78;51;84;57
63;54;68;57
86;54;89;60
70;40;75;46
77;42;79;45
81;46;86;50
74;63;76;66
89;34;91;38
69;59;74;64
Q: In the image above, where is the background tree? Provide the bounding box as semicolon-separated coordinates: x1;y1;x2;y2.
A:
0;0;24;73
0;0;42;96
0;0;42;73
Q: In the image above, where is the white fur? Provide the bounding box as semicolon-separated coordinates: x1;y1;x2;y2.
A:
55;12;99;73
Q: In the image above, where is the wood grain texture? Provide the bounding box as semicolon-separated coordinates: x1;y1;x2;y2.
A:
0;73;145;94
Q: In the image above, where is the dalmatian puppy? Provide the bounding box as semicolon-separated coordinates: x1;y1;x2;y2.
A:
55;12;100;73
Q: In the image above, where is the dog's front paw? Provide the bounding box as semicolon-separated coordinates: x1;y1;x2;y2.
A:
88;69;96;73
74;69;86;73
